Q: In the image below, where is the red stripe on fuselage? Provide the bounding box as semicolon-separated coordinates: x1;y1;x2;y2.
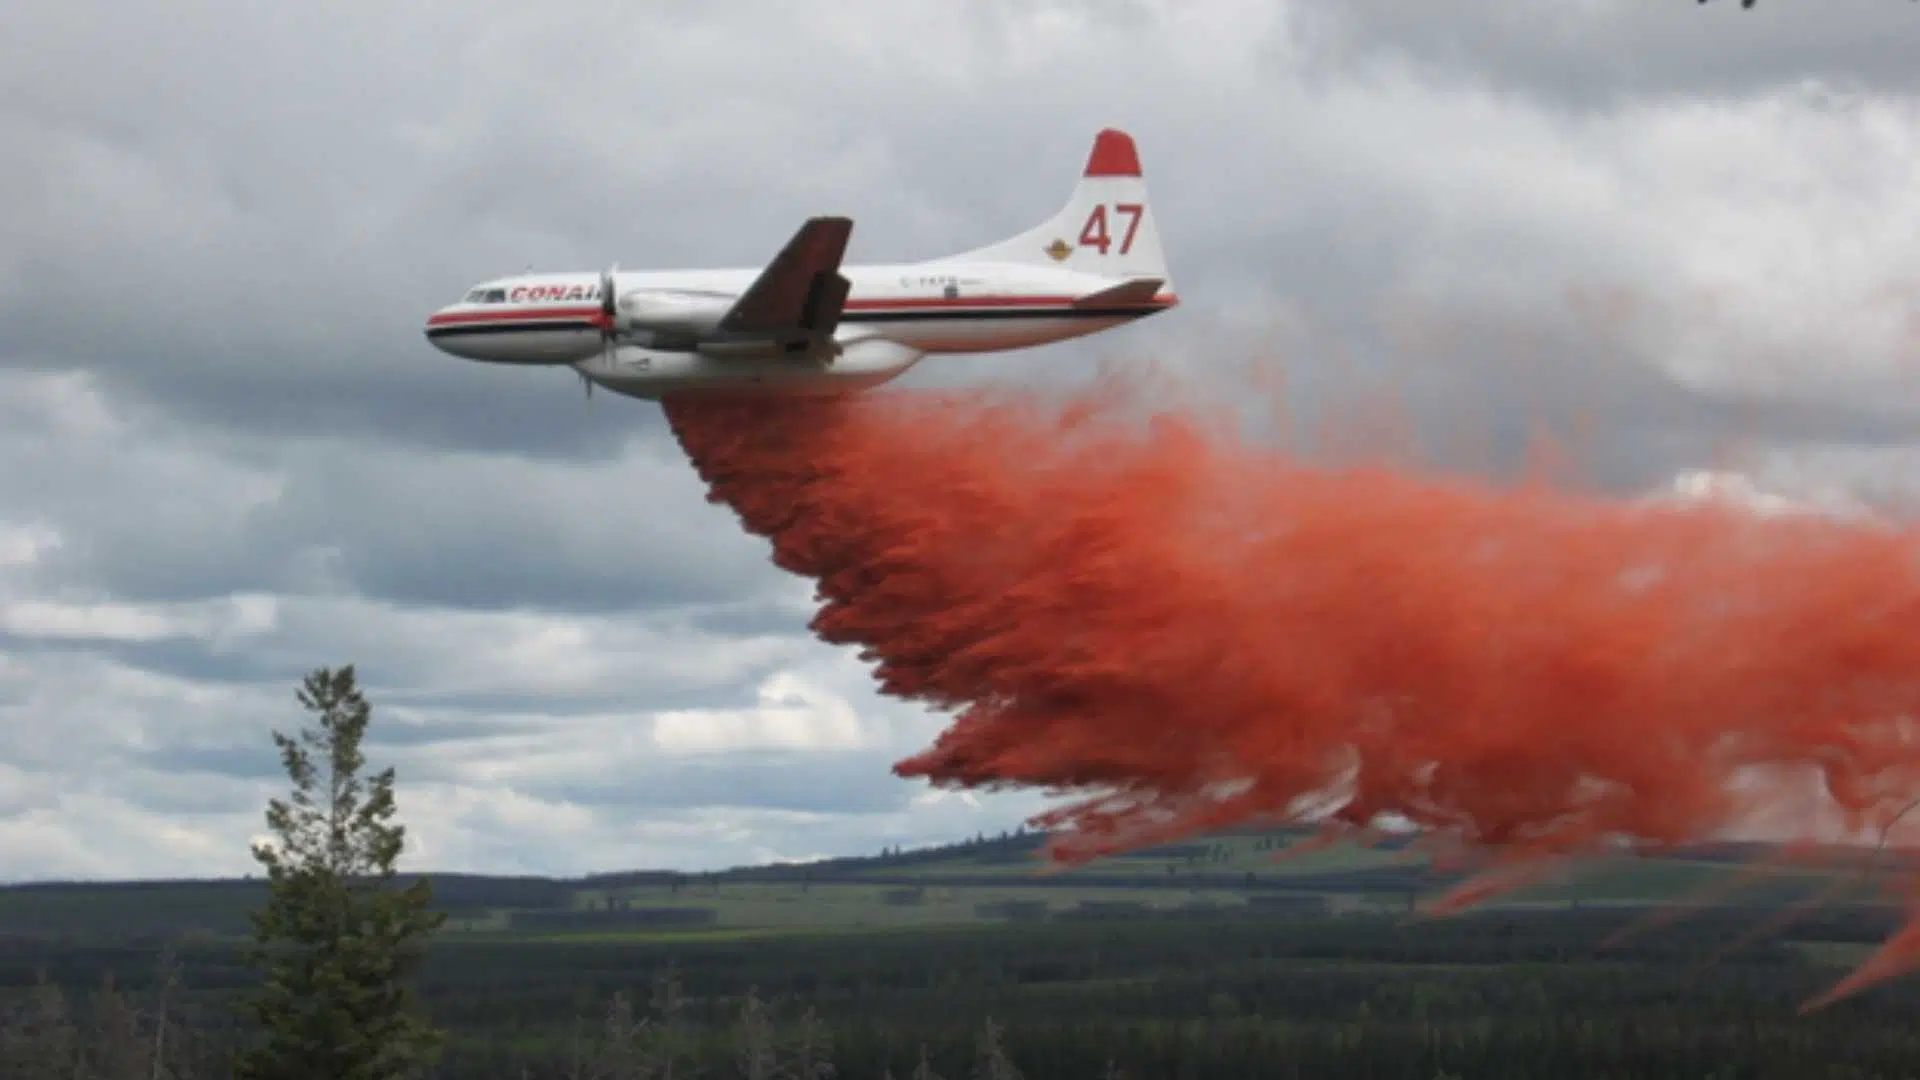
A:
424;292;1178;328
842;293;1179;315
841;294;1083;311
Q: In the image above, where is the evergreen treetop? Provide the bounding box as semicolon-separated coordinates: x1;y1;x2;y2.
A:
235;665;447;1080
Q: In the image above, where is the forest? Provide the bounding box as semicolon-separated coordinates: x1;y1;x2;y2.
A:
11;899;1920;1076
6;900;1920;1078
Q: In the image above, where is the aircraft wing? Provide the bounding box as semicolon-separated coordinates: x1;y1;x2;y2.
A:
715;216;854;344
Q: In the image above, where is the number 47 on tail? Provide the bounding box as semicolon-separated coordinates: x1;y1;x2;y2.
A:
1079;203;1146;256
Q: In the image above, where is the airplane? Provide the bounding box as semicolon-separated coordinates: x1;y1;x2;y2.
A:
422;127;1177;401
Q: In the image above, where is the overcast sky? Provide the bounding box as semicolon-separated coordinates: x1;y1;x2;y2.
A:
1;0;1916;881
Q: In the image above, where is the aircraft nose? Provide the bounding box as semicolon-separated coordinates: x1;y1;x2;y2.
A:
424;306;457;355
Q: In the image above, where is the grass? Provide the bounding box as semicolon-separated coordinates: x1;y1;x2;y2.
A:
1789;941;1879;969
880;834;1418;878
457;920;1031;947
514;927;826;944
556;882;1272;932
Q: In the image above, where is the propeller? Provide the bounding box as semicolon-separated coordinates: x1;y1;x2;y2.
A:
581;262;619;409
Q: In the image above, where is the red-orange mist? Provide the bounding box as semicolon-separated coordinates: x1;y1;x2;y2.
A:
663;382;1920;1009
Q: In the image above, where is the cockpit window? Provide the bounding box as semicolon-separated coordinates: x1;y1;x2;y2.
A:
464;289;486;303
483;289;506;303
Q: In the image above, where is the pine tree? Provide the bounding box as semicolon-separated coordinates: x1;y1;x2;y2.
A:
234;665;448;1080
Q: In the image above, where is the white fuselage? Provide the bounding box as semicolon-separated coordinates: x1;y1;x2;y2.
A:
424;260;1175;401
426;127;1180;401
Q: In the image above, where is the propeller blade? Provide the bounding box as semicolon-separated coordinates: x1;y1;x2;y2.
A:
597;266;619;382
593;264;618;403
599;264;618;331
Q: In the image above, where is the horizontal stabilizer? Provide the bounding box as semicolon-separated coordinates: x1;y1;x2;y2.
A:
1073;276;1166;308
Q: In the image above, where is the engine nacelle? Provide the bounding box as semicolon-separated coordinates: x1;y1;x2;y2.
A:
614;289;735;337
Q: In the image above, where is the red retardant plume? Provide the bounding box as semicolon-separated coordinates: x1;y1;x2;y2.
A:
663;381;1920;1011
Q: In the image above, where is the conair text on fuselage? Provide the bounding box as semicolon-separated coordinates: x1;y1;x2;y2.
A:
507;282;600;303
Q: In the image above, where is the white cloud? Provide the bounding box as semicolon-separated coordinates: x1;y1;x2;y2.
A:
653;672;877;755
0;523;59;570
1602;93;1920;408
912;788;984;811
1646;467;1877;522
0;594;278;643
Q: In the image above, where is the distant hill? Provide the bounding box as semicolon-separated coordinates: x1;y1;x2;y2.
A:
0;827;1903;944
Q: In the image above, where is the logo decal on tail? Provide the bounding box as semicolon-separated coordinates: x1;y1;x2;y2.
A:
1045;239;1072;262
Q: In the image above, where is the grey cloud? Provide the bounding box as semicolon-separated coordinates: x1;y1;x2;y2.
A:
258;606;824;716
100;771;278;818
0;370;786;615
0;595;852;763
129;714;551;786
3;0;1907;469
0;635;296;689
135;743;316;785
239;432;783;614
0;669;31;711
1297;2;1920;105
363;684;799;722
0;765;60;821
136;374;663;467
679;593;822;641
531;751;917;817
1307;297;1920;493
372;716;558;749
0;2;1296;453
